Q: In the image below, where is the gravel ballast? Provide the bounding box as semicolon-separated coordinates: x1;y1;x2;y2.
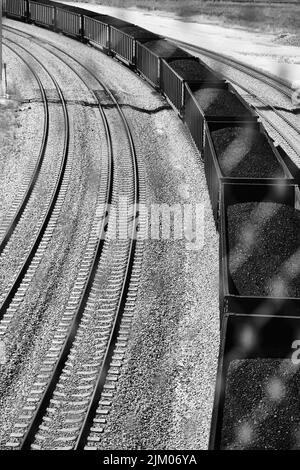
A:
0;99;106;445
228;202;300;297
1;19;219;450
211;126;285;178
194;87;253;118
222;359;300;450
0;46;44;236
169;59;217;82
0;28;108;445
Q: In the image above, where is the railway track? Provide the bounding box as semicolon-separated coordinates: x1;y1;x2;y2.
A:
168;38;293;98
3;15;299;452
1;26;145;450
3;1;300;451
212;74;300;165
0;36;70;319
169;38;300;166
0;44;49;253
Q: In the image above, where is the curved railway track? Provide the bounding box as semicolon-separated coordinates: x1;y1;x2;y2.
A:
229;81;300;169
6;25;300;157
168;38;293;98
1;11;299;452
170;38;300;162
4;21;299;451
0;43;49;253
0;36;70;319
2;26;143;451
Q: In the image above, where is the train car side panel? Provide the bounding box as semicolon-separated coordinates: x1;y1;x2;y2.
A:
83;16;109;49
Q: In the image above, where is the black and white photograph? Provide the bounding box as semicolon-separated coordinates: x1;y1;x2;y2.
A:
0;0;300;456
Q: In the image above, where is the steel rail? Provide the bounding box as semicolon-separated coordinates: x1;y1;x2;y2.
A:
0;41;49;254
166;36;293;97
0;35;70;318
167;37;300;160
4;26;139;451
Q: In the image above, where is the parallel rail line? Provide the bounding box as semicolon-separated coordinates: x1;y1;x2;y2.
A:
169;37;300;164
0;36;70;319
4;15;300;452
0;42;49;255
168;37;293;97
3;26;140;451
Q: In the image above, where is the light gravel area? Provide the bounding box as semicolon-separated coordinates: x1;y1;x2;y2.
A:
1;21;219;449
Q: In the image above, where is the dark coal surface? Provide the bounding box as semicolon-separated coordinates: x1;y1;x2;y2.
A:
221;359;300;450
211;127;285;178
169;59;217;82
142;40;191;58
227;202;300;297
118;26;159;40
93;15;132;28
194;87;253;118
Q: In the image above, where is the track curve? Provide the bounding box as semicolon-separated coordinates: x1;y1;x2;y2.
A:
2;26;141;451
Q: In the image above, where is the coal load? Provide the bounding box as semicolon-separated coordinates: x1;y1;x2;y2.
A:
221;359;300;450
142;40;191;58
117;26;159;40
168;59;217;81
93;15;132;28
194;87;252;118
211;127;285;178
227;202;300;297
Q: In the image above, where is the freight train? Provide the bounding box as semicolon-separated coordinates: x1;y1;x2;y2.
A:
3;0;300;450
